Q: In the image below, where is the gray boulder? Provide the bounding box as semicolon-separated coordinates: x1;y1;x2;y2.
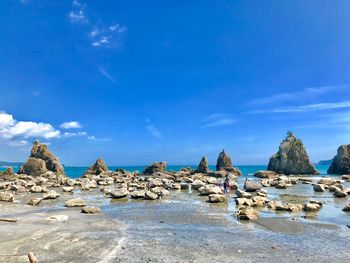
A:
18;141;64;176
81;206;101;214
267;132;319;175
244;180;262;192
328;145;350;174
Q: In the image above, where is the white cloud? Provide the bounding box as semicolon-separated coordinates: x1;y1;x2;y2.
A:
98;65;116;84
146;119;163;139
60;121;82;129
0;112;60;141
201;113;236;128
0;112;95;146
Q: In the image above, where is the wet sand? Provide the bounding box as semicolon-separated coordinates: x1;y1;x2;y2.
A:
0;177;350;262
105;190;350;263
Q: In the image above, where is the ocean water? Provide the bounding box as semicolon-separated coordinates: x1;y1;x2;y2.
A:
0;164;331;179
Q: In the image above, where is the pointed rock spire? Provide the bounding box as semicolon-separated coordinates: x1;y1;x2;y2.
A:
216;150;233;171
267;132;318;175
195;156;209;173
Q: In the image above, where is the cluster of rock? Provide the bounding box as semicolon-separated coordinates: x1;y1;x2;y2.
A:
267;132;319;175
233;177;327;220
312;178;350;198
1;139;349;221
18;140;65;176
80;161;240;203
194;150;242;177
253;171;299;189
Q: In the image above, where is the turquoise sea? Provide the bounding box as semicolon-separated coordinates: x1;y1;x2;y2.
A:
0;164;331;179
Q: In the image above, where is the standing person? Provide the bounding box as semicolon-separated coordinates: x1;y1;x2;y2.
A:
224;175;230;194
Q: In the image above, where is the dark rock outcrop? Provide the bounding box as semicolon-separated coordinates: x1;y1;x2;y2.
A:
267;132;318;175
327;145;350;175
216;150;232;171
143;162;167;175
18;141;64;176
84;158;109;175
195;156;209;173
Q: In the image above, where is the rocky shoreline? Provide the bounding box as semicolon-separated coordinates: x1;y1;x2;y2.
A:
0;140;350;262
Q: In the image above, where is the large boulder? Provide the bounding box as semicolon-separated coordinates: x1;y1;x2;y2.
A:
195;156;209;173
267;132;319;175
208;194;226;203
84;158;109;175
143;162;167;174
0;191;14;202
18;141;64;176
328;145;350;174
81;206;101;214
237;207;259;220
243;180;262;192
65;198;87;207
253;170;278;179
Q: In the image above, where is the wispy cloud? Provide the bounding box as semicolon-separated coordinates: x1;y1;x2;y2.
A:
146;118;163;139
296;110;350;130
90;24;126;48
98;65;116;84
87;135;110;142
249;84;350;105
68;1;126;48
251;100;350;114
63;131;87;138
68;0;88;24
60;121;82;129
201;113;236;129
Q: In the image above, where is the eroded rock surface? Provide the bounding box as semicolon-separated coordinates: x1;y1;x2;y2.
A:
18;141;64;176
267;132;318;175
84;158;109;175
143;162;167;174
328;145;350;174
195;156;209;173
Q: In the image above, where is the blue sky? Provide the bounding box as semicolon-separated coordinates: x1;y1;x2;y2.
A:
1;0;350;166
